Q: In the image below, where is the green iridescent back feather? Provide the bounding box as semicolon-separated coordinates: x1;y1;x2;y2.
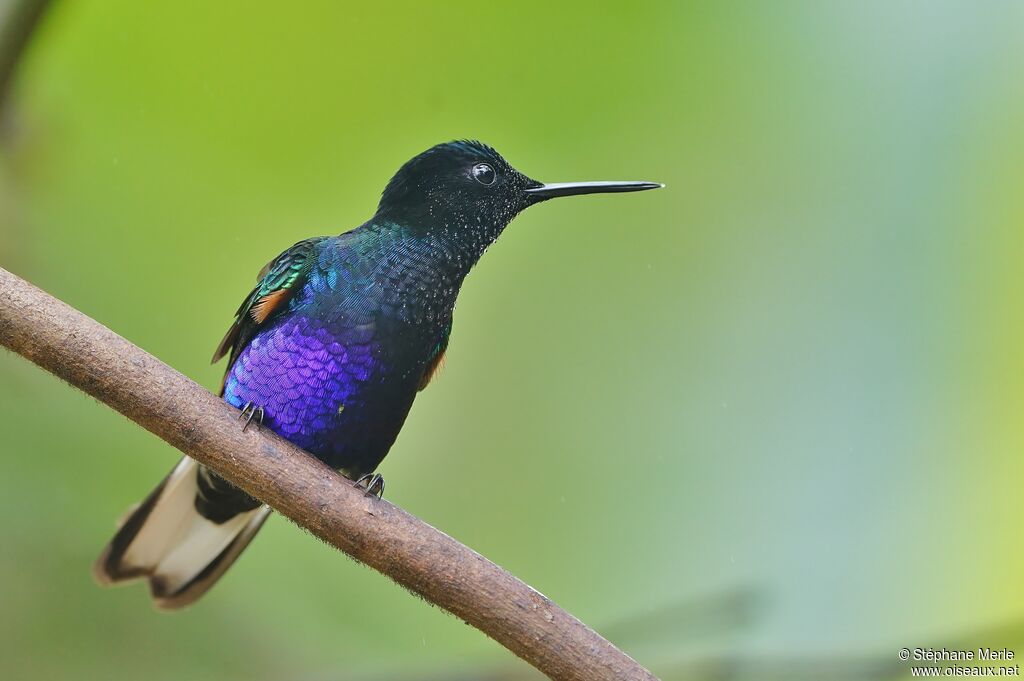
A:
212;237;326;372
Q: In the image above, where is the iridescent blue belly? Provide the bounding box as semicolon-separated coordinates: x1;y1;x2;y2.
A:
222;312;414;475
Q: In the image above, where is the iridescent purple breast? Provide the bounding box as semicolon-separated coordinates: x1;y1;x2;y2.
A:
222;314;378;455
219;230;459;476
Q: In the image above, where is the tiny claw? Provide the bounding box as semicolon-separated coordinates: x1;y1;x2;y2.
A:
353;473;385;499
368;474;385;499
239;403;264;432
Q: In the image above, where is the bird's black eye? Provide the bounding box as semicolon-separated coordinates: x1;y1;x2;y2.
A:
471;163;496;186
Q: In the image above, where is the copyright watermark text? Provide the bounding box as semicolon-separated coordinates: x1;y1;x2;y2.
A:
899;647;1019;677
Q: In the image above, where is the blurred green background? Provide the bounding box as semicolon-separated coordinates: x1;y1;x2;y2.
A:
2;1;1024;679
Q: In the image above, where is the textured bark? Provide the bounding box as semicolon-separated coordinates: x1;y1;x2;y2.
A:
0;266;657;681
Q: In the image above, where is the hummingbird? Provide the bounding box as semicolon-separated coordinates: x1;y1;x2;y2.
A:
93;140;661;608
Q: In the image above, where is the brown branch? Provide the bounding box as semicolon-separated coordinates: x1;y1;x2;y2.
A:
0;266;658;681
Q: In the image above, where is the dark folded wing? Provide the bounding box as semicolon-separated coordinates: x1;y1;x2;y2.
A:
211;237;326;390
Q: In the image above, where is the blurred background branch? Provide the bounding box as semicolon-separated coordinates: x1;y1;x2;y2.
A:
0;266;657;681
0;0;49;119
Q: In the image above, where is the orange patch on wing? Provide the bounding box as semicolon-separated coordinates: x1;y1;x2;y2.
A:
418;350;446;391
249;289;288;324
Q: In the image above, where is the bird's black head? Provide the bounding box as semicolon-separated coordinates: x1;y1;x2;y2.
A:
374;139;662;243
375;140;534;228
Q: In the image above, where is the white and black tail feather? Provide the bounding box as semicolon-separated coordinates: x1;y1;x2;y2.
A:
93;458;270;610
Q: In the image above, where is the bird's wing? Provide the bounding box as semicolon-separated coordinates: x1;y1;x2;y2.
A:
418;321;451;391
211;237;326;379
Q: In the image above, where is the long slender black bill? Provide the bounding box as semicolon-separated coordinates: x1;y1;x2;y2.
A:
525;180;664;199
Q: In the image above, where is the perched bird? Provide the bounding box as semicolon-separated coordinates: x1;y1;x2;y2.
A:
93;140;661;608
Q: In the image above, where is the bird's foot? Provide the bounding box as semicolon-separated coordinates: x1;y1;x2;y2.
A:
238;402;265;432
353;473;385;499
